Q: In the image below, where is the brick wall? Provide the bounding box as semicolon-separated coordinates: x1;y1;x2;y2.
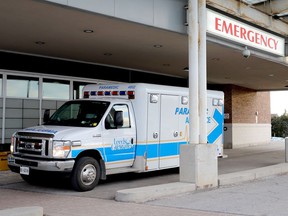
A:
209;84;271;124
231;86;270;124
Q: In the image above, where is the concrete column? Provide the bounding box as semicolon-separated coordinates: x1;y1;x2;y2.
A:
199;0;207;145
187;0;199;144
180;143;218;189
180;0;218;189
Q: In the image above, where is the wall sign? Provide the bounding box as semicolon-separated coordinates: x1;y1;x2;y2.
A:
207;9;285;56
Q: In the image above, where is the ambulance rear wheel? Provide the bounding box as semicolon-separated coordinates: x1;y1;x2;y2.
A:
71;157;100;191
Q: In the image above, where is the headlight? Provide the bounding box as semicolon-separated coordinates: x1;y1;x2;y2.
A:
53;141;71;158
10;136;15;153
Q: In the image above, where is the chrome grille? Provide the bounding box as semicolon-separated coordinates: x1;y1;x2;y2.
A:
15;133;53;158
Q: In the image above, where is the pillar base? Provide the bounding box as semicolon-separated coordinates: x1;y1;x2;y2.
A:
180;144;218;189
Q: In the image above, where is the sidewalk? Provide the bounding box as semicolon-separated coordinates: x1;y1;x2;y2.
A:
116;139;288;202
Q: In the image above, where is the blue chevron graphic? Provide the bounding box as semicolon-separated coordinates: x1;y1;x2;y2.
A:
208;108;223;144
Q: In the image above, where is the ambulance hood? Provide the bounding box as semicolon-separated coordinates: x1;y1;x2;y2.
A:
17;125;99;141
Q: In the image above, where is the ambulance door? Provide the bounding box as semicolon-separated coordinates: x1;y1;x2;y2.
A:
102;103;136;169
159;95;180;169
207;95;224;157
146;94;160;170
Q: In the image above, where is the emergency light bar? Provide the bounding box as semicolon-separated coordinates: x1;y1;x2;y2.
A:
83;90;135;99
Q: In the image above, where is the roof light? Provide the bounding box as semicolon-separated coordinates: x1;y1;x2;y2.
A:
119;91;126;96
213;99;219;106
150;94;159;103
127;91;135;99
97;91;104;96
112;91;118;96
84;91;90;98
104;91;111;96
127;91;135;96
90;91;96;96
181;96;188;105
83;89;135;99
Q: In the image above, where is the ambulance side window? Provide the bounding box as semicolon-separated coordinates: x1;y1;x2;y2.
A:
105;104;130;129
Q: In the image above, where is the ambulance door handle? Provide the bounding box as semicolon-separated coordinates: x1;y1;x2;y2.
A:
173;131;178;137
153;132;158;139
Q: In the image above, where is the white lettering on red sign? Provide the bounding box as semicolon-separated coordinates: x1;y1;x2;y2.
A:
207;10;285;56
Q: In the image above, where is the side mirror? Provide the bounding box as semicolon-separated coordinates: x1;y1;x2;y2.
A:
43;109;50;123
114;111;123;127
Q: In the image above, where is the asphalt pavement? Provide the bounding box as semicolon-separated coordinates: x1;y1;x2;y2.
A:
0;138;287;216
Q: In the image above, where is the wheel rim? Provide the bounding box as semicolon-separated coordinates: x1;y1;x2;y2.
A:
80;164;97;186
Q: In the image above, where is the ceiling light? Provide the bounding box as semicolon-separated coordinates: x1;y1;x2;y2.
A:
35;41;45;45
242;0;267;5
272;12;288;20
153;45;163;48
83;29;94;33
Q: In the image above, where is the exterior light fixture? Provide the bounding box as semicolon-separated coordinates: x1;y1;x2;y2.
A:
242;46;251;58
83;29;94;33
183;67;189;71
35;41;45;45
153;45;163;48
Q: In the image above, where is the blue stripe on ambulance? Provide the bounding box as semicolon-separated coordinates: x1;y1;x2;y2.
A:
72;142;187;162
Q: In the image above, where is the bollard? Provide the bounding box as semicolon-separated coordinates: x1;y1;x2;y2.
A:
285;138;288;163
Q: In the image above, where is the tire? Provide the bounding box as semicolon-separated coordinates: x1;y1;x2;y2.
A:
70;157;100;192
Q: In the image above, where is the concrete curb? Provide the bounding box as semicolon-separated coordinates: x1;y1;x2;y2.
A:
0;206;43;216
115;163;288;204
115;182;196;203
218;163;288;186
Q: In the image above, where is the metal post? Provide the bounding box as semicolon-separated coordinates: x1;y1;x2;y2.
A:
188;0;199;145
198;0;207;144
285;137;288;163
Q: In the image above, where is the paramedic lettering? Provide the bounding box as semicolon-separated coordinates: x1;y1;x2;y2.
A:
215;18;278;50
175;107;211;124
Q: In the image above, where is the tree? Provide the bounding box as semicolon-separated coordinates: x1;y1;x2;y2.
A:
271;111;288;137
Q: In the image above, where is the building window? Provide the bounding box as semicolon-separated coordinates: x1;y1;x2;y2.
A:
73;81;92;99
0;74;2;97
7;75;38;98
43;78;69;100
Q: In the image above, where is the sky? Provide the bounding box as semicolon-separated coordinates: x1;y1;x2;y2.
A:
270;91;288;116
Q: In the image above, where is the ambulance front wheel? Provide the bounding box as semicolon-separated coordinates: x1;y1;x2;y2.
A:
71;157;101;191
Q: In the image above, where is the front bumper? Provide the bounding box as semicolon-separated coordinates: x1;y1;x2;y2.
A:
8;154;75;173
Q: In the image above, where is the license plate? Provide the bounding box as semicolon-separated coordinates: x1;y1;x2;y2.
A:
20;166;30;175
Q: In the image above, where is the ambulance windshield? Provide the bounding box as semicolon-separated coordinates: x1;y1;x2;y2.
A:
44;100;110;127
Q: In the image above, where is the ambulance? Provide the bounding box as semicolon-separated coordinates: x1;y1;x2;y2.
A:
8;83;224;191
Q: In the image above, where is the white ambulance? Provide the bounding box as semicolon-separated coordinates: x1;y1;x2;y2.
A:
8;83;224;191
